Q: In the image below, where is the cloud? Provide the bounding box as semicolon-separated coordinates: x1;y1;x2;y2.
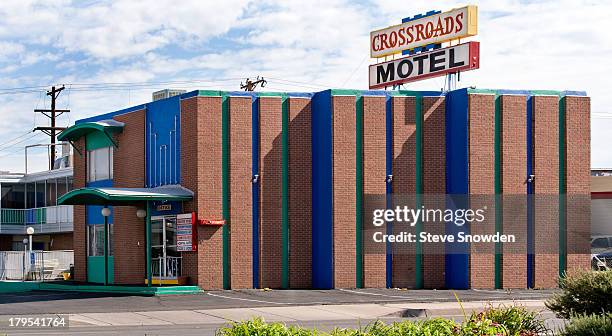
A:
0;0;609;173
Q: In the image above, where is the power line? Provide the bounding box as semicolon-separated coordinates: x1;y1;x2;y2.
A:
0;133;41;153
0;131;36;150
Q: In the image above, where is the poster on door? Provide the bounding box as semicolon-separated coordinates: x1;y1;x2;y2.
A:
176;213;197;252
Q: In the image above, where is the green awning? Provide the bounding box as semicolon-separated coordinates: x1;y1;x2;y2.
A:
57;119;124;144
58;185;193;205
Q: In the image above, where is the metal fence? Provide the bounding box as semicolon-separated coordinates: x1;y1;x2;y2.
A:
0;205;73;234
592;254;612;271
0;250;73;281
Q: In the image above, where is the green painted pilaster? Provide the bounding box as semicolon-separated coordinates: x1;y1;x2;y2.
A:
558;96;567;278
222;95;231;290
494;94;503;289
355;95;364;288
281;96;289;289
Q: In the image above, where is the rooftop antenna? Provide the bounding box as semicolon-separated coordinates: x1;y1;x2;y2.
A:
240;76;267;91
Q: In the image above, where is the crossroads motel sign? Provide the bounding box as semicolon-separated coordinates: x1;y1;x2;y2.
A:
369;5;480;89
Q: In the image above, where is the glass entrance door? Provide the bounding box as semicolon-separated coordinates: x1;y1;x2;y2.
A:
151;215;181;279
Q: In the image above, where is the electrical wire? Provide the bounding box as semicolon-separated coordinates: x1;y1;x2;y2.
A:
0;131;35;150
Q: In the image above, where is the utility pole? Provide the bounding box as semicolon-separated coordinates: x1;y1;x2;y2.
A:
33;85;69;168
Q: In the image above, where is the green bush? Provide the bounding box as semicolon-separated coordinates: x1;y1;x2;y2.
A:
216;309;546;336
559;313;612;336
545;269;612;319
479;305;548;336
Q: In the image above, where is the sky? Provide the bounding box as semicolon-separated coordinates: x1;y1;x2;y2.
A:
0;0;610;173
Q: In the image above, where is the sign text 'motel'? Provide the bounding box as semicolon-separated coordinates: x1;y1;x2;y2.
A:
369;41;479;89
370;5;478;58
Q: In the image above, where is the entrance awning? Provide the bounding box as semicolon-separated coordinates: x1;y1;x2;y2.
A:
58;120;125;151
57;185;193;205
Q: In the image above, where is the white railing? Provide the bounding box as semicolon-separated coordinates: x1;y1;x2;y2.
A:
0;205;73;234
0;250;73;281
151;256;182;279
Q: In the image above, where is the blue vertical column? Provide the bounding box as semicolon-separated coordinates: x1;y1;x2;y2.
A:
311;90;334;289
444;89;470;289
526;95;535;288
385;95;393;288
252;96;260;289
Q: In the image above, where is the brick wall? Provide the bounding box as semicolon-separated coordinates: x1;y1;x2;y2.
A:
332;95;357;288
229;96;253;289
391;96;416;288
112;110;146;285
363;96;386;288
181;96;224;289
565;96;591;273
422;96;446;289
50;233;73;250
259;97;283;288
468;94;496;289
533;96;559;288
500;95;528;289
288;97;312;289
73;137;87;282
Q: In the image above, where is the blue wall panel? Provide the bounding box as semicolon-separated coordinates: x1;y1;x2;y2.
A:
147;96;181;187
311;90;334;289
444;88;470;289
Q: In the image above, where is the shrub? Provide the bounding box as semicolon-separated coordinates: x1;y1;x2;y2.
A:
559;313;612;336
479;304;548;336
545;269;612;319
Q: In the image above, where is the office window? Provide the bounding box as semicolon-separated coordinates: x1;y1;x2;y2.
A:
87;224;113;256
87;147;113;182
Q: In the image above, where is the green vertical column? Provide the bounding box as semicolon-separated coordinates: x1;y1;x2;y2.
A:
494;94;503;289
558;96;567;278
355;95;364;288
415;95;423;289
281;96;289;289
222;95;231;290
146;201;152;286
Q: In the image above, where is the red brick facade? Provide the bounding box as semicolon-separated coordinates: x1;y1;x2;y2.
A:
363;96;387;288
71;90;590;290
288;98;313;289
259;97;283;288
112;110;146;285
468;94;496;289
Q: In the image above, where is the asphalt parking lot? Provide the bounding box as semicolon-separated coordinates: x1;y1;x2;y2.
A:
0;288;558;315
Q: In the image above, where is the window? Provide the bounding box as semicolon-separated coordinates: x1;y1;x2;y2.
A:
87;147;113;182
87;224;113;256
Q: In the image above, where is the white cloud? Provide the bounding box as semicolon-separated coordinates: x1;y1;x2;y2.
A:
0;0;610;173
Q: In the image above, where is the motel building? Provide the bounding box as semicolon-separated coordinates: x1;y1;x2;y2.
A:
56;87;591;290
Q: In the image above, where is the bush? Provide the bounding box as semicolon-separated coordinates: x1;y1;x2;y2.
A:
216;309;547;336
479;305;548;336
545;269;612;319
559;313;612;336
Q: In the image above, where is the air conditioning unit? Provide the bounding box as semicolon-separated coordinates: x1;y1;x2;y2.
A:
152;89;187;101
